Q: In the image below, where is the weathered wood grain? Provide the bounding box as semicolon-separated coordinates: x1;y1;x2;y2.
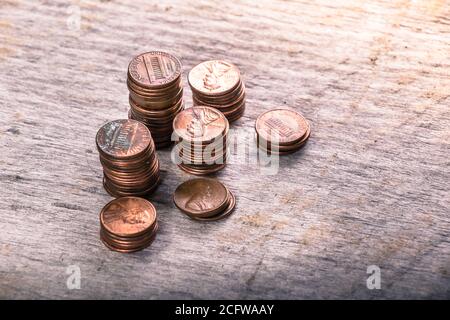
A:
0;0;449;299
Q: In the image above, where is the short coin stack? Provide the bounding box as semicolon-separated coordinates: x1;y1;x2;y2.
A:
96;119;160;197
100;197;159;253
255;109;311;155
188;60;245;123
174;178;236;221
173;106;229;175
127;51;184;148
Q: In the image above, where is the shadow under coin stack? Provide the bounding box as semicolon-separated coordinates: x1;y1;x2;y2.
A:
255;109;311;155
100;197;159;253
127;51;184;148
96;119;160;197
173;106;229;175
188;60;245;123
174;178;236;221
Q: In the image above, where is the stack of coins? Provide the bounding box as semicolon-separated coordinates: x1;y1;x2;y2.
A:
173;106;229;175
255;109;311;155
100;197;159;253
96;119;160;197
174;178;236;221
127;51;184;148
188;60;245;123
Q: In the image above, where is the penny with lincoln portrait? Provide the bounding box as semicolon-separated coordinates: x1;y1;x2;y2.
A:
173;178;236;220
99;197;159;253
188;60;240;96
188;60;245;123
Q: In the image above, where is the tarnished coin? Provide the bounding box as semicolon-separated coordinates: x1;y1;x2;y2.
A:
128;51;181;88
96;119;151;160
188;60;240;96
100;196;157;238
173;178;229;217
173;106;228;144
188;190;236;222
255;109;309;146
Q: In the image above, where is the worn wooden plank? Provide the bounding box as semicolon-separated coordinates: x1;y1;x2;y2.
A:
0;0;449;299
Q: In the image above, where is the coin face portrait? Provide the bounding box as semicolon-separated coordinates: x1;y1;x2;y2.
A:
255;109;309;145
189;60;240;95
128;51;181;88
173;107;228;143
96;119;151;159
173;178;228;215
100;197;156;237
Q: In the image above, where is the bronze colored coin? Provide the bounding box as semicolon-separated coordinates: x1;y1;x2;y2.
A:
129;87;183;109
129;96;184;117
100;223;158;248
226;106;246;123
127;77;182;96
257;127;310;155
255;109;309;146
193;82;245;105
128;51;181;89
100;233;156;253
187;190;236;222
258;140;307;155
257;124;310;151
173;106;228;144
103;159;160;185
101;233;156;250
100;196;157;238
189;60;240;96
101;221;157;243
173;178;229;216
178;163;226;175
96;119;151;160
103;177;160;198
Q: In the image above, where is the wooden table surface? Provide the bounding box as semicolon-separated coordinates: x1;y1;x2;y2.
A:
0;0;449;299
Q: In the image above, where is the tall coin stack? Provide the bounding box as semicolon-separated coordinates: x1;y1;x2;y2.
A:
255;109;311;155
127;51;184;148
188;60;245;123
100;197;159;253
96;119;160;197
173;106;229;175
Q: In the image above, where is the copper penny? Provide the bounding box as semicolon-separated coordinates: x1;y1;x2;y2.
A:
188;190;236;222
173;178;229;216
178;163;226;175
96;119;151;160
100;196;157;237
100;233;156;253
173;106;228;144
128;51;181;88
255;109;309;146
189;60;240;96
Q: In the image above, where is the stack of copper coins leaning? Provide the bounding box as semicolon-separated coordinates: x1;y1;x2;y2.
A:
127;51;184;148
100;197;159;253
255;109;311;155
174;178;236;221
188;60;245;123
173;106;229;175
96;119;160;197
